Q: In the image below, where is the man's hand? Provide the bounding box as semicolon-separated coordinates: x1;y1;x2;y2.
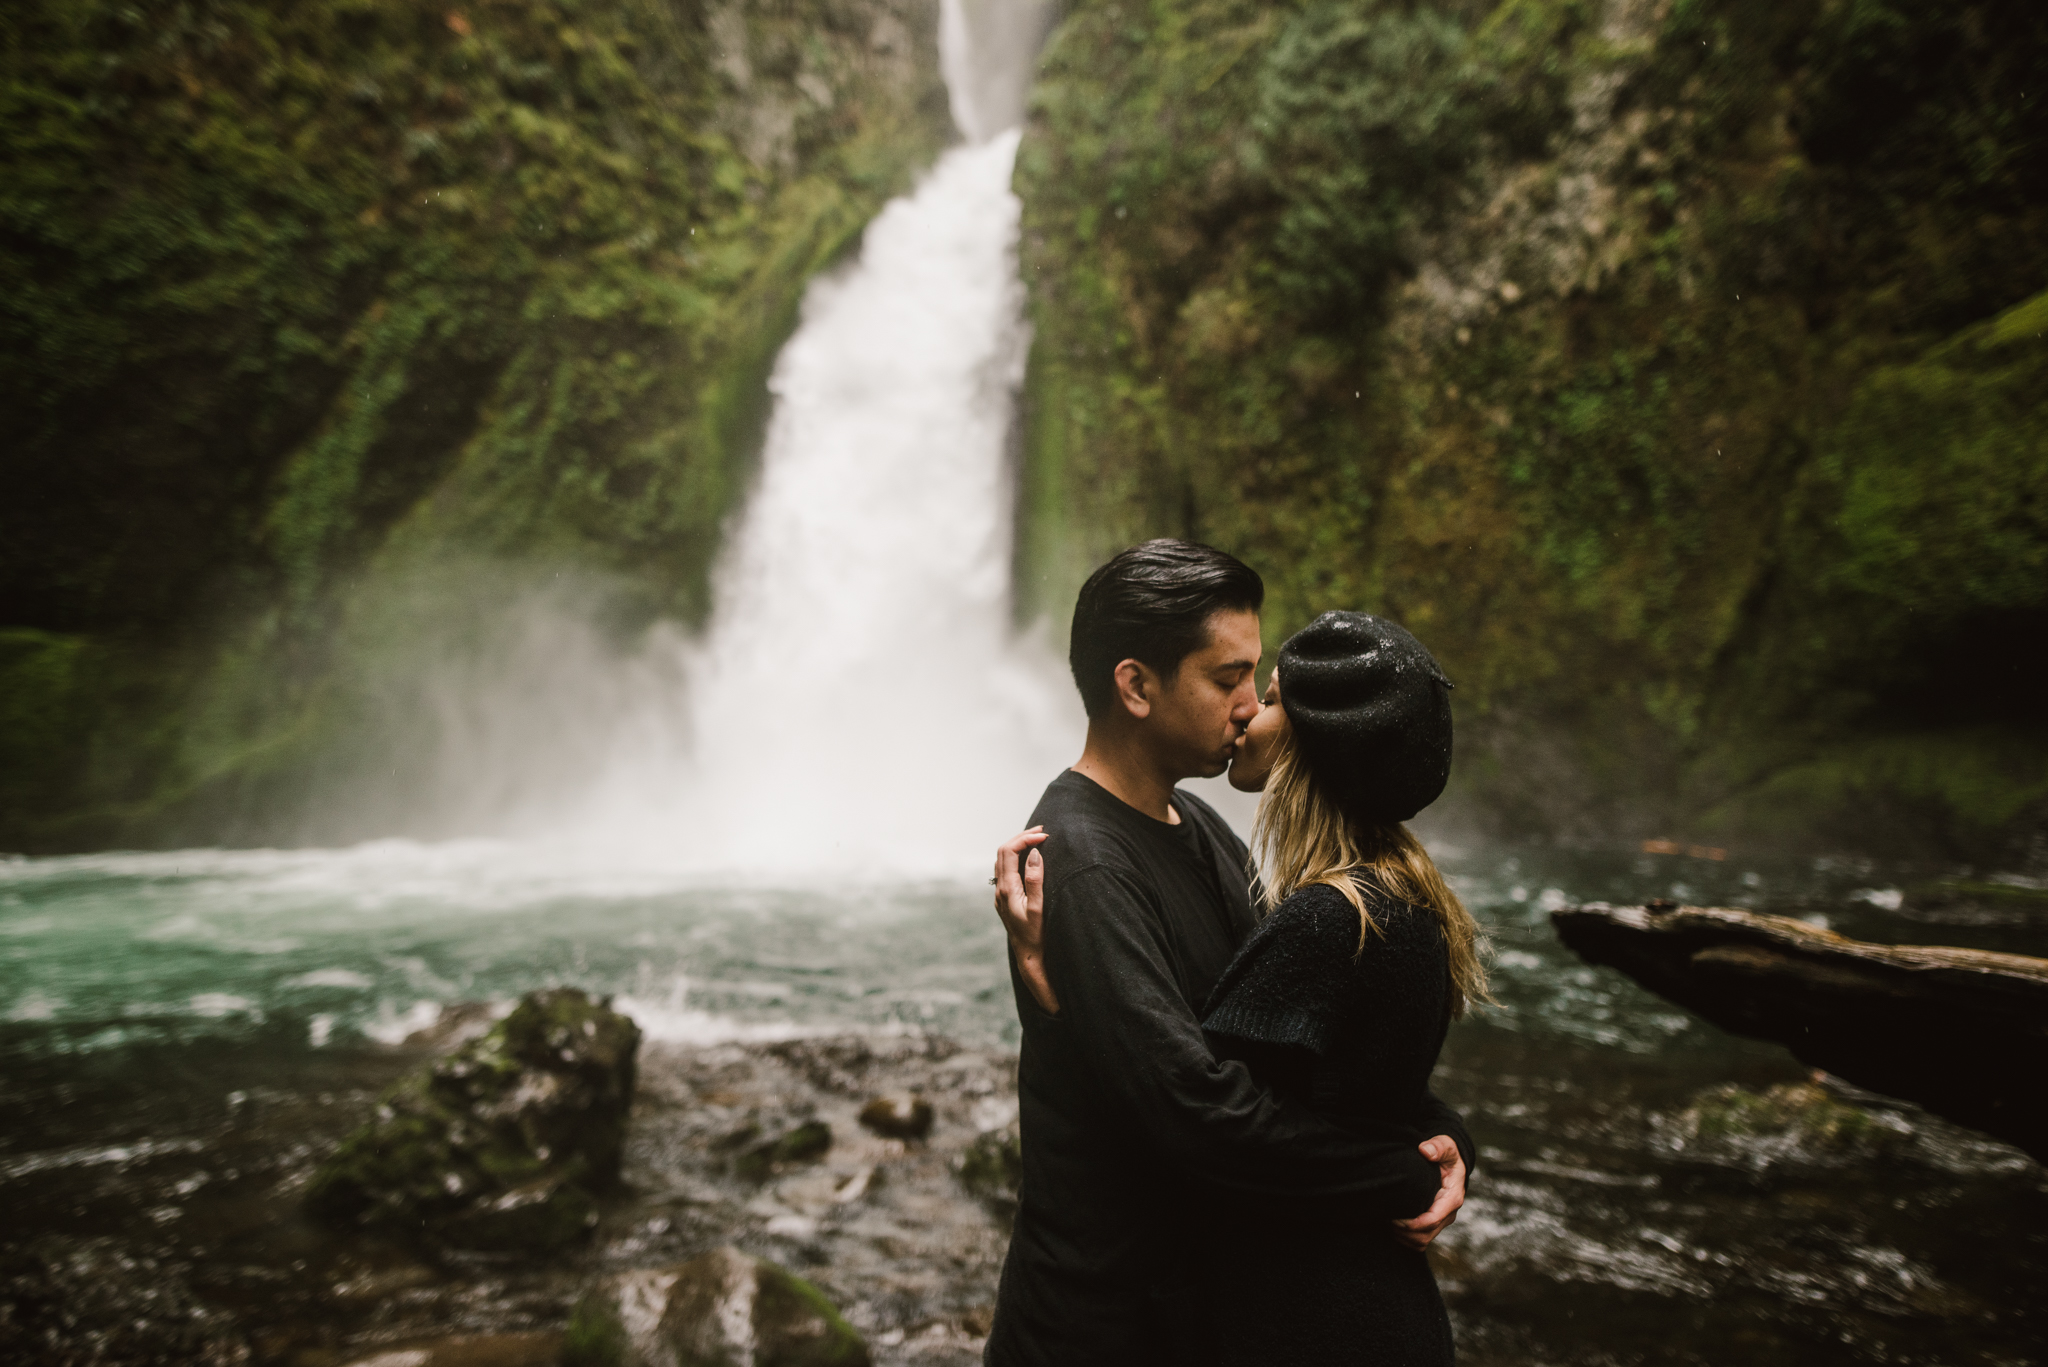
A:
1391;1135;1465;1250
993;827;1057;1014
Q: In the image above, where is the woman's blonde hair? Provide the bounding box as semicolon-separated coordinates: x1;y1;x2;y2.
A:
1253;725;1491;1017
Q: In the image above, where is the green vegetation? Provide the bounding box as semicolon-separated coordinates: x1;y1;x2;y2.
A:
1685;1081;1898;1153
957;1124;1022;1208
734;1117;834;1180
306;987;641;1249
1013;0;2048;858
563;1293;631;1367
749;1261;875;1367
1;0;948;849
7;0;2042;859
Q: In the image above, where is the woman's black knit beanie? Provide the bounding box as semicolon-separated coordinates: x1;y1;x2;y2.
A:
1278;611;1454;825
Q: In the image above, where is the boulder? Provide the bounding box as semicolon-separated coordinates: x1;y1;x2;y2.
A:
1681;1080;1908;1156
336;1331;564;1367
572;1248;870;1367
956;1125;1021;1212
306;988;641;1251
856;1094;932;1140
733;1120;832;1183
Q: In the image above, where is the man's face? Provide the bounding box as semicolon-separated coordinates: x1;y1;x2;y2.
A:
1138;608;1264;781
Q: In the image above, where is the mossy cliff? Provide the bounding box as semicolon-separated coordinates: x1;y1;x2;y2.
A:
1011;0;2047;858
1;0;950;849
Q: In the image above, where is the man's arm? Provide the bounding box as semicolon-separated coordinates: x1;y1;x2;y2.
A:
1041;864;1442;1217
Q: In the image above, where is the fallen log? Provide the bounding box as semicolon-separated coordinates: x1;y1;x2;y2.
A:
1550;902;2048;1163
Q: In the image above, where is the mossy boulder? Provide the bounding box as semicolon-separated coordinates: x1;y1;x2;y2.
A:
306;988;641;1251
956;1124;1020;1211
1683;1081;1901;1154
733;1119;833;1183
576;1248;870;1367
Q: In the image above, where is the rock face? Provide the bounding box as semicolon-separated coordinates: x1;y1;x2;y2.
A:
2;0;954;854
306;988;642;1250
1010;0;2048;858
1552;902;2048;1162
579;1248;871;1367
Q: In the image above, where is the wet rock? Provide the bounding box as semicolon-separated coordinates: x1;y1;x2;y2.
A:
734;1120;833;1183
575;1247;870;1367
403;1000;504;1053
1684;1081;1906;1154
337;1332;565;1367
856;1095;932;1141
306;987;641;1252
336;1331;564;1367
439;1171;600;1250
956;1126;1020;1212
0;1235;249;1365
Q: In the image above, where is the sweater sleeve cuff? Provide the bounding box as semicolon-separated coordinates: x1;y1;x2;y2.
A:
1199;1002;1329;1055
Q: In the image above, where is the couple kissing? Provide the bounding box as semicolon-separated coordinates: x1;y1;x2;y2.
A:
984;539;1489;1367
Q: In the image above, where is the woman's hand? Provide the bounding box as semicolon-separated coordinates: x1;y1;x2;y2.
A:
993;827;1057;1014
1391;1135;1465;1250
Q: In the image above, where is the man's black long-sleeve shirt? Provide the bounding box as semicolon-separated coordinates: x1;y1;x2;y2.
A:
985;771;1458;1367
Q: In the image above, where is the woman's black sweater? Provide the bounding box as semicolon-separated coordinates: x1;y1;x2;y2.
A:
1196;878;1472;1366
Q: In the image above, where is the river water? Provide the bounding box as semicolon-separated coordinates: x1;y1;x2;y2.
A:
4;843;2043;1363
5;0;2045;1360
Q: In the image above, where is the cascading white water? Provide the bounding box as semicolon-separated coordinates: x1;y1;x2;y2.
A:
568;0;1084;878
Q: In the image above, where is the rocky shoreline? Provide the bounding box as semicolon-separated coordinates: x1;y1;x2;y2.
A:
1;1005;1023;1367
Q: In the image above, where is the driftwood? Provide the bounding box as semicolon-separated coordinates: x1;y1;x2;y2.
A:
1551;902;2048;1163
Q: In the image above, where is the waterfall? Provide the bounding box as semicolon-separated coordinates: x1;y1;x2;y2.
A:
564;0;1081;878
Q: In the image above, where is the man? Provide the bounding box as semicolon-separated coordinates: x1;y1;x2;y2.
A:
983;539;1470;1367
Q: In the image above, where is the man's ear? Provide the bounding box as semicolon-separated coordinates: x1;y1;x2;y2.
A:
1112;658;1154;720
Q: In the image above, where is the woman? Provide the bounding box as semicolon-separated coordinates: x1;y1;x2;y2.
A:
997;610;1488;1365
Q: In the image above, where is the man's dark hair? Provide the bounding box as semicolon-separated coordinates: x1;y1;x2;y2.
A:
1069;539;1265;719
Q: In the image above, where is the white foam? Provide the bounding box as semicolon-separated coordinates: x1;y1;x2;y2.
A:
6;991;62;1022
286;968;375;989
0;1137;208;1183
611;994;816;1046
363;999;443;1044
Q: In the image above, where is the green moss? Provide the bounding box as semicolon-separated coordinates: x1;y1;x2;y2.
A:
751;1262;873;1367
735;1118;834;1181
1;0;950;850
307;987;638;1249
0;631;97;834
1687;1082;1894;1151
563;1292;630;1367
1823;289;2048;618
1013;0;2048;855
957;1125;1021;1210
